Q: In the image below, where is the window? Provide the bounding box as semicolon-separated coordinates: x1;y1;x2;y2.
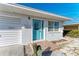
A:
48;21;54;31
48;21;59;31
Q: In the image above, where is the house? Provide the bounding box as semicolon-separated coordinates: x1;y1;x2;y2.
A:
0;3;70;55
64;24;79;30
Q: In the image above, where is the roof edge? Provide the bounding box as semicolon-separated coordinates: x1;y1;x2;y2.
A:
1;3;71;20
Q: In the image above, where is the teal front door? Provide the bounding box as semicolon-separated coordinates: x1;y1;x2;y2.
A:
33;19;43;41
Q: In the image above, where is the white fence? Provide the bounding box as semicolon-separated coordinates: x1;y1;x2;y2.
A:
0;30;21;46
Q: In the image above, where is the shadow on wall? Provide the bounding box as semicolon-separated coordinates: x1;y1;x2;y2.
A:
0;17;32;30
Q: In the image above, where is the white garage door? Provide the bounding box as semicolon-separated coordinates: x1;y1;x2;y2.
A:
0;17;22;46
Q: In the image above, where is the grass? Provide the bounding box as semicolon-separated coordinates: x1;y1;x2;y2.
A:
66;30;79;38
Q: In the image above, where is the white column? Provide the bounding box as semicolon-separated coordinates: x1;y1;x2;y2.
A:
19;26;25;45
21;26;26;45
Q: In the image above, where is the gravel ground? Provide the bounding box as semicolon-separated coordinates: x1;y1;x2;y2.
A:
59;37;79;56
46;37;79;56
25;37;79;56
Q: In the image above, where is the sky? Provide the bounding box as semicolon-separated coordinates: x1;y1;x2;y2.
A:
19;3;79;25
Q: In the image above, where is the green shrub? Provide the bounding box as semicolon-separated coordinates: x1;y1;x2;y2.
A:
32;43;42;56
66;30;79;38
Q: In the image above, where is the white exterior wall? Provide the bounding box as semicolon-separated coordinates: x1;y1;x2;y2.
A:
0;11;32;46
44;20;64;41
0;10;64;46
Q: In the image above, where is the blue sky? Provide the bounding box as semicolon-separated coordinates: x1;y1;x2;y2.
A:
19;3;79;25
